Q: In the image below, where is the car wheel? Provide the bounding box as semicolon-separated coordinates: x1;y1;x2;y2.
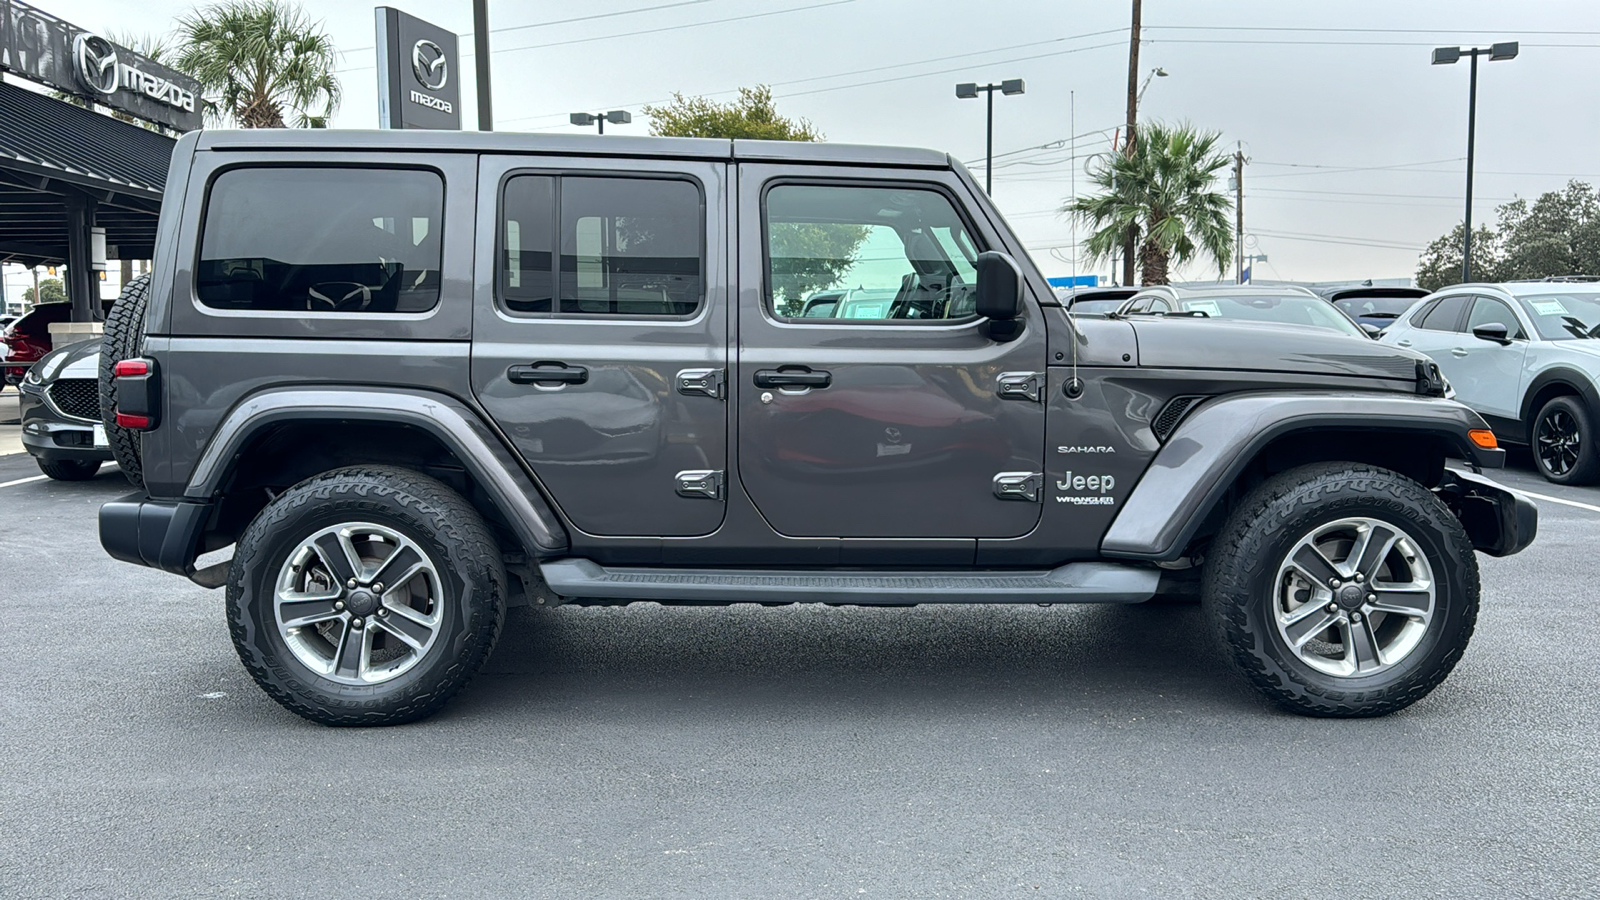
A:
36;458;101;481
1203;462;1478;717
1531;395;1600;485
227;466;506;726
98;274;151;488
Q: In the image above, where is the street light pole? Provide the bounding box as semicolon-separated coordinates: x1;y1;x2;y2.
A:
955;79;1025;194
1433;41;1518;283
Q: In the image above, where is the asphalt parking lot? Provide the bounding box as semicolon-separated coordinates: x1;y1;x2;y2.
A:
1;415;1597;897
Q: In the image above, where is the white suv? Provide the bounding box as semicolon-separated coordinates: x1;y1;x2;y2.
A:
1381;279;1600;484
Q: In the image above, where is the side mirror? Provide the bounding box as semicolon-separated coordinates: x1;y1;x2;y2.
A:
1472;322;1511;344
975;251;1023;342
1361;323;1383;339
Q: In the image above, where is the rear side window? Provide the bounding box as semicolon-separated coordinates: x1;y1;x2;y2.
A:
197;167;444;313
1418;294;1469;331
500;174;703;317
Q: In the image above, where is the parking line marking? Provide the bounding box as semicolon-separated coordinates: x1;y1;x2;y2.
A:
1514;488;1600;515
0;474;47;489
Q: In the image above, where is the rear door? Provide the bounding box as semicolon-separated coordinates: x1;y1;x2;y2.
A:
734;165;1047;539
471;156;729;537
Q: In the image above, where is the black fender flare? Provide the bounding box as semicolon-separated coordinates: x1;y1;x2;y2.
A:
1520;367;1600;435
186;386;569;556
1100;391;1502;560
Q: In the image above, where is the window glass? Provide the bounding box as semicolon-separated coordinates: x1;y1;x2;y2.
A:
500;175;554;312
499;175;703;316
198;167;443;312
1519;292;1600;341
765;184;982;321
1418;294;1470;331
1467;297;1526;339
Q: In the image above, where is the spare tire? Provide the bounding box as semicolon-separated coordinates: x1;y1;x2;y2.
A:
98;274;151;488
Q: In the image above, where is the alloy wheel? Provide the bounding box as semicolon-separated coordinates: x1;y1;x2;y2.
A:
1536;409;1581;477
273;522;444;685
1273;517;1436;679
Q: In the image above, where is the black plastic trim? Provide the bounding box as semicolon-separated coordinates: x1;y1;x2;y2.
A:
100;492;212;576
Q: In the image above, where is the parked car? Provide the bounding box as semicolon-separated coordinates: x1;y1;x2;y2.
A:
1056;286;1139;315
1316;284;1431;334
1381;279;1600;484
17;339;113;479
2;300;112;384
97;130;1532;726
1116;284;1373;338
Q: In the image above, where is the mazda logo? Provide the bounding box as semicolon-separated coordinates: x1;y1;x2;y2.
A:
73;34;119;95
411;39;448;92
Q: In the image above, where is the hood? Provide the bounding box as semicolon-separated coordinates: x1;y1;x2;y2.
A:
31;339;101;384
1128;317;1426;383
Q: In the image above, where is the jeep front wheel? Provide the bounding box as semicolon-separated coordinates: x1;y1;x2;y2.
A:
227;466;506;726
1203;462;1478;717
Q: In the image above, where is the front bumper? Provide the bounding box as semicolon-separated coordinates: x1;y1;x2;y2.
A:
100;493;213;578
18;379;114;463
1441;468;1538;557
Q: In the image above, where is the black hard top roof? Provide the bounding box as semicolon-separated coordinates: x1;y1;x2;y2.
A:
194;129;953;168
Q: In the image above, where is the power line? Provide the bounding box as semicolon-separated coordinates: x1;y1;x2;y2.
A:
1147;25;1600;35
499;28;1131;126
1252;228;1426;251
338;0;718;57
337;0;853;73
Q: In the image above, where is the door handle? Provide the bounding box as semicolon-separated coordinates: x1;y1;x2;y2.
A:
754;367;831;389
1450;347;1469;357
1396;339;1413;347
508;361;589;385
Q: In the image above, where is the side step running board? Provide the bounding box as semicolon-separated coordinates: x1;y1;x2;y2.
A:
538;559;1160;606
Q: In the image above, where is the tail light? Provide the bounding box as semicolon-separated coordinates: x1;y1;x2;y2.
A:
112;357;159;431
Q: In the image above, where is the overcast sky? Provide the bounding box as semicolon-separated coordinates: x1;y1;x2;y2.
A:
22;0;1600;286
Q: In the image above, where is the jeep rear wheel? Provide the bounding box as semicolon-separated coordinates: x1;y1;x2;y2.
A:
1203;462;1478;717
227;466;506;726
1532;395;1600;485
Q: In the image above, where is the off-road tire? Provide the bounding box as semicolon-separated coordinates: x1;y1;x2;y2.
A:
97;274;150;487
1530;395;1600;486
1202;462;1478;717
36;458;101;481
227;466;506;726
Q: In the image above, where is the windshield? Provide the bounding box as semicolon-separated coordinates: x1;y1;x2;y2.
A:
1069;298;1127;314
1334;295;1422;321
1146;294;1366;337
1519;292;1600;340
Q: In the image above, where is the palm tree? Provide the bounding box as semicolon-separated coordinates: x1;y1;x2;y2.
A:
1064;121;1235;285
175;0;340;128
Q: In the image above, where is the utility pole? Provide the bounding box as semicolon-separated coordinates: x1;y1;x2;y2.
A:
1121;0;1141;286
473;0;493;131
1234;145;1245;284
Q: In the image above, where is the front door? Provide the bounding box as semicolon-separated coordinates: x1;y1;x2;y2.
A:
1456;295;1531;419
471;157;729;537
734;166;1047;538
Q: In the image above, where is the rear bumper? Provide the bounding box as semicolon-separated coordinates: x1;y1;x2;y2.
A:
1441;468;1538;558
99;492;212;577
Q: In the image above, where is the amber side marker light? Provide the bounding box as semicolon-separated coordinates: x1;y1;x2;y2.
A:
1469;429;1498;449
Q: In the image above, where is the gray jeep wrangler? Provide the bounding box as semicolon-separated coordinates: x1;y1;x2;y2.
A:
97;130;1535;725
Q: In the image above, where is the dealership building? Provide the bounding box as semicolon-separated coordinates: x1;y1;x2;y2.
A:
0;0;199;325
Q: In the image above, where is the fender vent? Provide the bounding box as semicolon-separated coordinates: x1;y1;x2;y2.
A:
1152;395;1205;441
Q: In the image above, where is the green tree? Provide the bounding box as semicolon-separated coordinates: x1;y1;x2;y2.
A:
23;278;68;306
1415;180;1600;290
1064;121;1235;285
1415;223;1502;292
175;0;340;128
647;86;861;313
643;85;820;141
